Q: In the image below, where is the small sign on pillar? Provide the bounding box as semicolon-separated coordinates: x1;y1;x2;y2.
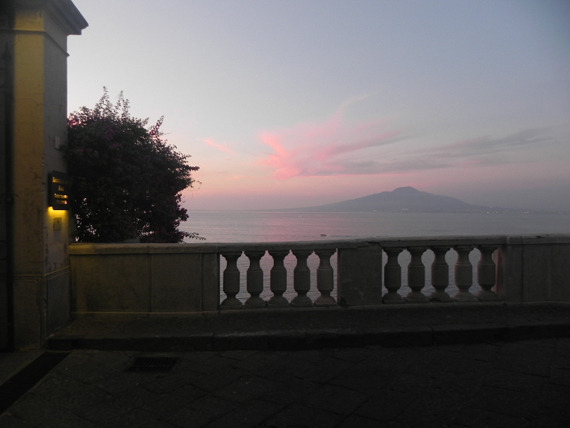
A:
48;172;70;210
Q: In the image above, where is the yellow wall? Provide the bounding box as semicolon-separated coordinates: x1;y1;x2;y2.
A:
13;19;46;275
3;0;87;349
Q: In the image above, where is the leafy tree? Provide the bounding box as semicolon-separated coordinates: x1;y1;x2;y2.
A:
66;89;201;243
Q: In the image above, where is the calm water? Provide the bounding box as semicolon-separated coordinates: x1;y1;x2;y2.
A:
183;210;570;243
181;211;570;302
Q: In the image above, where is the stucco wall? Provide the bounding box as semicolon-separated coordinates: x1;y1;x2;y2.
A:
6;0;87;349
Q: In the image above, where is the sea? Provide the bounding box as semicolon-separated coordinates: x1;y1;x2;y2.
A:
181;211;570;302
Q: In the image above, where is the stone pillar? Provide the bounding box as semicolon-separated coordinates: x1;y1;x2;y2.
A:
315;249;336;307
382;247;405;304
268;250;289;308
0;0;87;349
244;250;266;308
476;245;500;302
453;245;478;302
405;247;429;303
291;249;313;307
337;243;383;306
429;246;453;303
220;251;243;310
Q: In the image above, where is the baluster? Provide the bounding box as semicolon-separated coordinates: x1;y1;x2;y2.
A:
405;247;429;303
291;250;313;307
315;249;336;306
244;250;266;308
268;250;290;308
220;251;243;309
383;247;405;304
429;247;453;303
476;245;500;301
453;245;479;302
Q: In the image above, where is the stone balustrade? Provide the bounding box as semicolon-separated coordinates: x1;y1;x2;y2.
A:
68;234;570;315
218;242;349;309
377;237;503;305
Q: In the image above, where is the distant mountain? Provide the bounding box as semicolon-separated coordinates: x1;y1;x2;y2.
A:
294;187;526;213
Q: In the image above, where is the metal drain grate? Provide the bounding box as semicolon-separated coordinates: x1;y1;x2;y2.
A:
125;357;178;372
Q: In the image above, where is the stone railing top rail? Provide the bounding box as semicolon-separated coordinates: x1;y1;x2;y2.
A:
367;233;570;247
69;233;570;255
69;243;221;255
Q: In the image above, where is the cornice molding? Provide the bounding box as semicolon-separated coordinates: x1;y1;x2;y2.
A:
14;0;87;35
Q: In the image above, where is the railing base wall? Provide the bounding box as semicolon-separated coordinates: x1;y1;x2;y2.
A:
68;235;570;315
70;244;220;313
496;235;570;303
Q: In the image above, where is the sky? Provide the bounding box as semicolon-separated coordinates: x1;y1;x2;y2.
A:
67;0;570;211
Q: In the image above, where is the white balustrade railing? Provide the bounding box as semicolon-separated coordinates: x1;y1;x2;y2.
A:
217;237;505;309
291;249;313;307
379;241;501;306
219;242;344;309
68;234;570;314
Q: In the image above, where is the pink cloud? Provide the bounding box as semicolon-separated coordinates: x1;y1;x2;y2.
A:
203;138;235;155
258;111;402;179
257;103;558;182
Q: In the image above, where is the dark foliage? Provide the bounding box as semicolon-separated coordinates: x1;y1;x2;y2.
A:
66;90;201;243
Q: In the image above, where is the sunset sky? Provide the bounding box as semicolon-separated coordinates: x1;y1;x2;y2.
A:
67;0;570;211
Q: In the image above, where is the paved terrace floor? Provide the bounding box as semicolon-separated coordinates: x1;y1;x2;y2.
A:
1;303;570;427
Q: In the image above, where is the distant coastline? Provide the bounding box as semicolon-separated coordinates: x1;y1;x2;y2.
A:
267;187;570;215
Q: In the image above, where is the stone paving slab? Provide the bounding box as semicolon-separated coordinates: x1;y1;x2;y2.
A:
0;351;43;385
2;338;570;427
47;303;570;352
3;303;570;427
